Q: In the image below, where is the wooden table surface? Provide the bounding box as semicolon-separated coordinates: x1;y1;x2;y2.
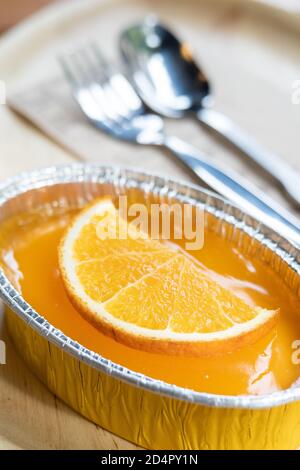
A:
0;0;299;450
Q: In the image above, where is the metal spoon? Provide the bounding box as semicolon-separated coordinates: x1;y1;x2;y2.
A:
120;16;300;207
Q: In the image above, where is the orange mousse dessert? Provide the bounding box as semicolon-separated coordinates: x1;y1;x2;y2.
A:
0;201;300;396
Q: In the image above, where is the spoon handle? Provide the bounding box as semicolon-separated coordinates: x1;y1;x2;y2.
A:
197;108;300;207
163;135;300;246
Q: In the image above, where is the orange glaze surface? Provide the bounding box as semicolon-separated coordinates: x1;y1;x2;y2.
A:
1;206;300;396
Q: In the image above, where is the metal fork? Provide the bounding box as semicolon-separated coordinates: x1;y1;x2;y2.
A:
59;45;300;246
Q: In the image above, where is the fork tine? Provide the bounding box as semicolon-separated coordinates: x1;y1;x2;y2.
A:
58;53;86;88
76;45;107;84
81;45;134;122
73;47;125;124
59;45;162;143
89;43;113;77
60;50;117;134
62;44;142;121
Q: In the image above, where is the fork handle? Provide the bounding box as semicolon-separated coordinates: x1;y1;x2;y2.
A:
197;108;300;207
163;136;300;246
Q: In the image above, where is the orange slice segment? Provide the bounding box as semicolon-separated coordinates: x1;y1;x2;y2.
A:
59;198;279;356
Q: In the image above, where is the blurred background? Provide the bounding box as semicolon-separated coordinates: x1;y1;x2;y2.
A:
1;0;300;34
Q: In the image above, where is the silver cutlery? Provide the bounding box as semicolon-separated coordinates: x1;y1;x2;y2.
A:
120;16;300;207
59;46;300;246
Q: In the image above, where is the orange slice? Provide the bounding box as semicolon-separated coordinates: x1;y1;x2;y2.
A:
58;198;279;356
